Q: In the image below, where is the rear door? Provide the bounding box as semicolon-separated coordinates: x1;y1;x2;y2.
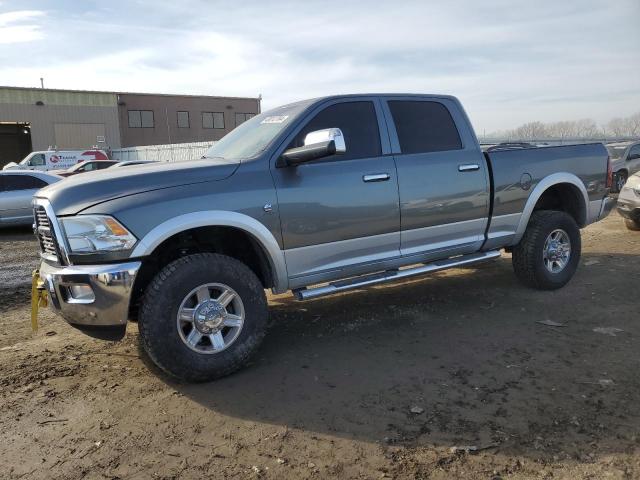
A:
271;98;400;283
382;97;490;259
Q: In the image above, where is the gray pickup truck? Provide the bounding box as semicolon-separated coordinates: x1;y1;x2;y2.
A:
33;94;615;381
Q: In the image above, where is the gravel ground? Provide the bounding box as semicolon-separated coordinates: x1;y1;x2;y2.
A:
0;213;639;479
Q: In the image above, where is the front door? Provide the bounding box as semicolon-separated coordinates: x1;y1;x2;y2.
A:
271;99;400;284
382;97;490;260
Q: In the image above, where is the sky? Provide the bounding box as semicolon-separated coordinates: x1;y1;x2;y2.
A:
0;0;638;133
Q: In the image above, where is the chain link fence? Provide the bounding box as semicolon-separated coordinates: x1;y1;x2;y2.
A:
111;141;216;162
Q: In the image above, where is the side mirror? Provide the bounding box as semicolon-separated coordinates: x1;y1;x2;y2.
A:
280;128;346;166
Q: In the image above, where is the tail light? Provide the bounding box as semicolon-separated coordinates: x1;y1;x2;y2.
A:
606;155;613;189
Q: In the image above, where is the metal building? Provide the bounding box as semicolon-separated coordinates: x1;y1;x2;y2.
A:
0;86;261;167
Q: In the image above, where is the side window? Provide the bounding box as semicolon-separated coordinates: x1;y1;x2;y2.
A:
128;110;142;128
629;145;640;159
203;112;225;129
235;113;254;127
177;111;190;128
388;101;462;154
82;162;97;171
289;101;381;161
4;175;46;191
128;110;155;128
30;154;46;166
97;162;115;169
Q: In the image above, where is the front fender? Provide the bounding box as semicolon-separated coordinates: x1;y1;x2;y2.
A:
130;210;289;293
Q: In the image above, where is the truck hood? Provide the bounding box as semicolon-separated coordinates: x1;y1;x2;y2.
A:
37;158;240;215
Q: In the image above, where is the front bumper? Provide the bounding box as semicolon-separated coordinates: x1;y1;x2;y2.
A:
39;260;141;327
617;200;640;222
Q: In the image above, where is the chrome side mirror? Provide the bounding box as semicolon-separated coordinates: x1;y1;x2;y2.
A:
280;127;347;166
303;128;346;154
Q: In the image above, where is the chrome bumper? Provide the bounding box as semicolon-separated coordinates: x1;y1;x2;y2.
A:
39;260;141;327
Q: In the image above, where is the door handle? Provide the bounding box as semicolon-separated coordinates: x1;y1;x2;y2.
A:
458;164;479;172
363;173;391;182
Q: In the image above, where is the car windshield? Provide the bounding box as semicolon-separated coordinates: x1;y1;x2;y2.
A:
203;100;313;161
68;162;87;172
19;154;33;165
606;146;627;159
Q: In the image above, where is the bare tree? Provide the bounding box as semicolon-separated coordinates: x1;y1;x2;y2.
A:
607;117;629;137
547;121;576;140
628;112;640;137
575;119;599;138
514;121;547;140
486;111;640;141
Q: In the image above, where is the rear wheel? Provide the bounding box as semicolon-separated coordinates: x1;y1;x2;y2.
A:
614;171;628;193
624;218;640;231
138;253;268;382
512;210;581;290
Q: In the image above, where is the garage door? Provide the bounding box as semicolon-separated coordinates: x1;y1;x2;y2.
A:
54;123;106;149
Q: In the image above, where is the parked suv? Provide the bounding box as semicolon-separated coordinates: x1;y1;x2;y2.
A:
33;94;614;382
607;141;640;192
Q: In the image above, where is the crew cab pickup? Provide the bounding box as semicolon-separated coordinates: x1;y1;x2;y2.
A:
33;94;615;382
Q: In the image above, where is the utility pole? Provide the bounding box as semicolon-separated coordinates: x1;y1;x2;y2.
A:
40;77;44;88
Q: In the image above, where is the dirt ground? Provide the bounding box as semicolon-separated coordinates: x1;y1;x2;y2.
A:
1;212;639;480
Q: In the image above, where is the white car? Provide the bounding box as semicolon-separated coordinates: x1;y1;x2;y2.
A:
617;172;640;231
0;171;61;227
109;160;158;168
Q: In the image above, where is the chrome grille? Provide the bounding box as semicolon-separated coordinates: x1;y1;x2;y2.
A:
34;205;58;261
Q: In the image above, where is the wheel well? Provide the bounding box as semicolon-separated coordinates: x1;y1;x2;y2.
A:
532;183;586;227
129;226;273;321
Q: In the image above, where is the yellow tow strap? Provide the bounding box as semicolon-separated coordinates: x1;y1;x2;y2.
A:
30;270;48;332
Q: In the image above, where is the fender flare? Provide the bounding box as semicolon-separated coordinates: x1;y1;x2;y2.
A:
513;172;589;244
130;211;289;293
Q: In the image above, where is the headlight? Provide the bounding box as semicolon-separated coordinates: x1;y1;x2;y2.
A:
60;215;137;253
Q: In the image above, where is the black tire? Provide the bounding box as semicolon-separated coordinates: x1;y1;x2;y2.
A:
138;253;268;382
512;210;581;290
614;171;627;193
624;218;640;231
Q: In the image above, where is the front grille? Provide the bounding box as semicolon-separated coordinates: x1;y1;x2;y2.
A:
34;206;59;261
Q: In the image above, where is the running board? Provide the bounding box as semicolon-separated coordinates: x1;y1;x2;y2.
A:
293;250;501;301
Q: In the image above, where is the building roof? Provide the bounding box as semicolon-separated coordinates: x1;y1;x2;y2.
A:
0;85;260;102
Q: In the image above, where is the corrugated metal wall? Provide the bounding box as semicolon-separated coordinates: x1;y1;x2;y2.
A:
0;87;121;151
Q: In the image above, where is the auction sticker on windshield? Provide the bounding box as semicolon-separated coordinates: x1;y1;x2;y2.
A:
261;115;289;124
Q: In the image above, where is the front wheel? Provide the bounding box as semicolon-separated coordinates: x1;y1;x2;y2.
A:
624;218;640;231
512;210;581;290
138;253;268;382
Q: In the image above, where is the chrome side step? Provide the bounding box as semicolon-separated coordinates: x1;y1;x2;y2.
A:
293;250;501;301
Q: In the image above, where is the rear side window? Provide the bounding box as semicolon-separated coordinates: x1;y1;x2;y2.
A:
97;161;116;169
3;175;48;191
290;101;381;161
388;101;462;154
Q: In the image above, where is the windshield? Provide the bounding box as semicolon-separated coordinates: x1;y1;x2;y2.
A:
19;154;33;165
606;146;627;159
68;162;83;172
203;100;313;161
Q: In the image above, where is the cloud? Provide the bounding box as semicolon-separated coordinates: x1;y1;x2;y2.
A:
0;0;638;130
0;10;45;44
